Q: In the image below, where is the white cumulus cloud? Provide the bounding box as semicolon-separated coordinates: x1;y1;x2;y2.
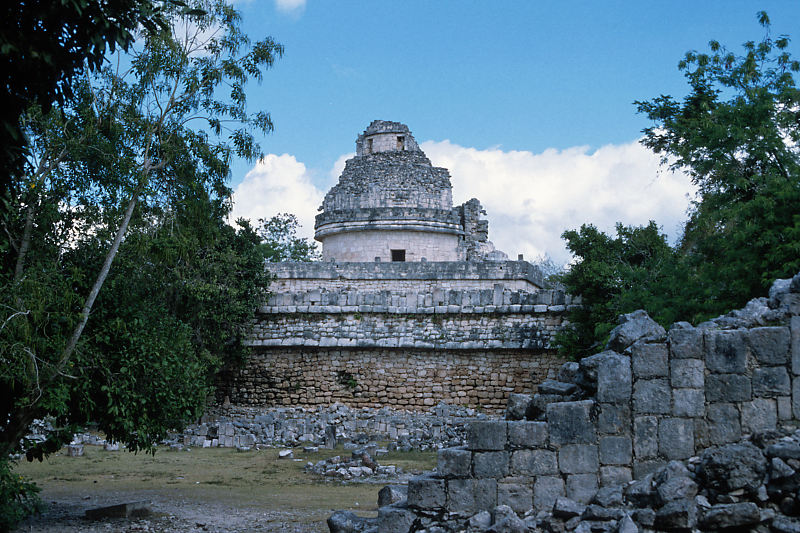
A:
232;141;696;265
421;139;696;265
274;0;305;14
230;154;323;240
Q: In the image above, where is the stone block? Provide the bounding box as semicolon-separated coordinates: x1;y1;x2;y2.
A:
659;418;694;460
748;326;791;365
546;400;596;445
466;420;507;451
507;421;547;449
511;449;558;476
707;403;741;445
793;316;800;375
633;459;666;479
778;396;792;420
598;403;630;436
600;466;632;487
437;447;471;478
446;478;496;514
670;359;704;389
597;353;631;403
794;377;800;419
741;398;777;433
631;342;668;378
705;330;747;374
559;444;599;474
668;325;703;359
497;482;533;514
634;416;658;459
377;505;416;533
706;374;752;402
473;451;509;478
673;389;705;417
633;379;671;414
533;476;565;511
566;473;598;504
599;436;632;465
407;475;446;510
753;367;791;397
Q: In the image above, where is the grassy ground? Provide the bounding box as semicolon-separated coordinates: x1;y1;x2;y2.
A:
14;444;436;531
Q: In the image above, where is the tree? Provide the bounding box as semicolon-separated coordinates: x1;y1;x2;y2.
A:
1;2;282;526
555;222;685;358
0;0;174;198
557;13;800;359
636;11;800;312
257;213;320;262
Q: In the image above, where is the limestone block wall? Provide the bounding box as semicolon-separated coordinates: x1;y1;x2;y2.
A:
218;348;564;412
224;286;573;412
267;260;546;292
319;230;461;262
253;288;572;350
406;278;800;517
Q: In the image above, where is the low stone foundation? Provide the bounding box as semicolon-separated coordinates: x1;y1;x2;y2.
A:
217;348;563;413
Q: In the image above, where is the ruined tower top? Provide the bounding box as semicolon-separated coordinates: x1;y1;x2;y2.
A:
314;121;507;263
355;120;421;156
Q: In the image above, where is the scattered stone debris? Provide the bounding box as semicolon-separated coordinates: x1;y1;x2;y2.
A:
170;402;488;451
305;448;402;481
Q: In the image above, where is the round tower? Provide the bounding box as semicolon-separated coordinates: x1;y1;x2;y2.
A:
315;120;464;262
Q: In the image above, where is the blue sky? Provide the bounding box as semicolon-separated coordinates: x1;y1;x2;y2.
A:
226;1;800;263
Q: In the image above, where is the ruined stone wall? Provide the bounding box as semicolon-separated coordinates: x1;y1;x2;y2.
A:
399;275;800;522
218;348;564;412
227;284;573;412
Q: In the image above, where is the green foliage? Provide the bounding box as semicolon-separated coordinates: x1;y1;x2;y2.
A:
0;0;173;196
555;222;687;358
636;12;800;308
1;0;281;461
0;459;42;531
257;213;320;262
559;13;800;358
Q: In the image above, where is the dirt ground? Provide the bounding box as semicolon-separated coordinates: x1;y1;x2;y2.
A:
11;445;436;532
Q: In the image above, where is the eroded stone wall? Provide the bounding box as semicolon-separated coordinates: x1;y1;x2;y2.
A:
398;275;800;523
217;348;564;412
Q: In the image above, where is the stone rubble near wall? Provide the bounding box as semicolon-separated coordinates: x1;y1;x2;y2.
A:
171;403;492;452
329;271;800;532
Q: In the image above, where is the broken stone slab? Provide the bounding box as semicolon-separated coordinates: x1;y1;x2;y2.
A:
377;485;407;507
278;449;294;459
698;502;760;530
552;496;586;519
505;393;532;421
327;510;378;533
654;498;697;530
66;444;84;457
85;501;151;520
696;442;767;494
605;309;666;352
537;380;578;396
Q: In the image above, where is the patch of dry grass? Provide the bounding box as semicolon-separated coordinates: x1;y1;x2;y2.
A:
14;444;436;526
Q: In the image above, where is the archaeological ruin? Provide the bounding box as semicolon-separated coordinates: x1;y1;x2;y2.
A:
217;120;573;411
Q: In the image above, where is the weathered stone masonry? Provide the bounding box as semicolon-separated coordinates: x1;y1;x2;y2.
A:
386;275;800;530
224;120;570;413
220;282;574;411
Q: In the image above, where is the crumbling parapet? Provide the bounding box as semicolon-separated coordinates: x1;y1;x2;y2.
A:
377;272;800;531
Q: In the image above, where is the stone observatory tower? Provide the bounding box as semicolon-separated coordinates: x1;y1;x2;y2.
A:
315;120;504;262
